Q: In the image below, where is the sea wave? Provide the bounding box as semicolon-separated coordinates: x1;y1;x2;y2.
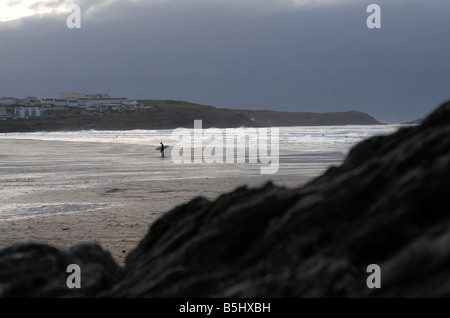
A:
0;125;402;153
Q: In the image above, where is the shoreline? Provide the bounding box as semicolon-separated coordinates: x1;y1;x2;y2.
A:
0;175;306;265
0;138;339;264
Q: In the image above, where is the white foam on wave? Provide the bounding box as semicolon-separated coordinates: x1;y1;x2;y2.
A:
0;125;402;153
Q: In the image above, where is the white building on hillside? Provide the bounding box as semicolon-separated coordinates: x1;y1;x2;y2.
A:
15;107;41;118
54;99;67;106
122;99;138;106
78;100;93;108
67;100;79;107
41;99;55;105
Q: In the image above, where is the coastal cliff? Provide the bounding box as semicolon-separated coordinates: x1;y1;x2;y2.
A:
0;100;381;133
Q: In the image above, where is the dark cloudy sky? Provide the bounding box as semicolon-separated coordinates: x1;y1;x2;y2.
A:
0;0;449;123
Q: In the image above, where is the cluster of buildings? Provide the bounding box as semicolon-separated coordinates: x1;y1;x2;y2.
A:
0;93;143;119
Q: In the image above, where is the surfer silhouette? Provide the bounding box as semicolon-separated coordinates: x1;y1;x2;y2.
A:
160;142;165;157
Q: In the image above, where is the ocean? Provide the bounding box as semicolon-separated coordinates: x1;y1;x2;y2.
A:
0;124;402;153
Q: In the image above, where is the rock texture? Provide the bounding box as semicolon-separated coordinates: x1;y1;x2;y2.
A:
1;101;450;297
0;243;122;297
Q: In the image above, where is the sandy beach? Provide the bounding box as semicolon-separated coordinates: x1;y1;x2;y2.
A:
0;138;344;264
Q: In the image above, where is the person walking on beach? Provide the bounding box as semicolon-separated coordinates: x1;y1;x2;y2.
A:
160;142;165;157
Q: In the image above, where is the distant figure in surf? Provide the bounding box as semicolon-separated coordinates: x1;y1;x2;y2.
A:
160;142;165;157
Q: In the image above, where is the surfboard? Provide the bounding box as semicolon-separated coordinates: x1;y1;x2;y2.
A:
155;145;169;151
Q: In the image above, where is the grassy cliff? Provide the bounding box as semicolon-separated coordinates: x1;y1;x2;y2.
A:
138;100;381;127
0;100;381;133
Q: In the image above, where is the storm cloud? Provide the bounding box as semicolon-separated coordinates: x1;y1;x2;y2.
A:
0;0;449;123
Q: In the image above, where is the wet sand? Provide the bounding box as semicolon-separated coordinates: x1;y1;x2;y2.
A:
0;138;344;264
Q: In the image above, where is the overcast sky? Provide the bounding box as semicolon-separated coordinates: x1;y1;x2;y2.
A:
0;0;449;123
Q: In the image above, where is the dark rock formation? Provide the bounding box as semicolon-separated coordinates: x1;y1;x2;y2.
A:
0;243;122;297
107;100;450;297
1;101;450;297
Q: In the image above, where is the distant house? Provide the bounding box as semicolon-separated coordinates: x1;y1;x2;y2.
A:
54;99;67;106
78;99;93;108
0;94;141;118
122;99;138;106
41;99;55;105
67;100;79;107
14;107;41;118
0;106;15;118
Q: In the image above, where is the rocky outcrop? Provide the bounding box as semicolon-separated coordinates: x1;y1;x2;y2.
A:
0;243;122;297
1;101;450;297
